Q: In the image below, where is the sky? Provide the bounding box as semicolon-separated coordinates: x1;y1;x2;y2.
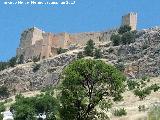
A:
0;0;160;61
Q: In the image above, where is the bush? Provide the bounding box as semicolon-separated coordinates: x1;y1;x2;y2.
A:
118;25;131;34
0;62;8;71
94;48;102;59
18;55;24;64
111;34;121;46
127;80;139;90
113;108;127;116
84;39;95;56
9;56;17;67
0;86;10;99
77;52;84;59
32;63;41;72
57;48;67;54
121;32;135;45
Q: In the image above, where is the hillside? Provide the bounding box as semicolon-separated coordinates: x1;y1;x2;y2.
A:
1;27;160;95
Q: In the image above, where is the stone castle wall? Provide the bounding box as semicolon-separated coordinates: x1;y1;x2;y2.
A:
17;12;137;61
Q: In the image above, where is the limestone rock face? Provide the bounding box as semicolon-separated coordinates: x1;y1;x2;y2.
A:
0;53;76;94
102;27;160;78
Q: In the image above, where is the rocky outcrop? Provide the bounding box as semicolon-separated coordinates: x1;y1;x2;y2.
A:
0;53;77;94
102;27;160;78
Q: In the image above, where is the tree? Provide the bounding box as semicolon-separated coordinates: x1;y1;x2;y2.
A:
84;39;95;57
121;32;135;45
110;34;121;46
18;55;24;64
118;25;131;34
0;85;10;99
0;62;8;71
9;56;17;67
94;48;102;59
11;93;59;120
0;102;5;120
60;59;126;120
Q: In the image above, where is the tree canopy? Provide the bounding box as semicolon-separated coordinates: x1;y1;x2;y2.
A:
60;59;126;120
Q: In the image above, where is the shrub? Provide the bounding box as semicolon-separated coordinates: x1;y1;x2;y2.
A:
18;55;24;64
77;52;84;59
121;32;135;45
57;48;67;54
127;80;139;90
32;63;41;72
113;108;127;116
94;48;102;59
84;39;95;56
150;84;160;92
0;62;8;71
0;86;10;99
118;25;131;34
9;56;17;67
111;34;121;46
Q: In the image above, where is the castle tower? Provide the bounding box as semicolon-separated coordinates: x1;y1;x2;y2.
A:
122;12;137;30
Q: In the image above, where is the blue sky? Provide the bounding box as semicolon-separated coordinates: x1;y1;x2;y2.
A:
0;0;160;61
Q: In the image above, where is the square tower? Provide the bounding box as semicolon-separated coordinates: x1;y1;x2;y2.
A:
122;12;137;30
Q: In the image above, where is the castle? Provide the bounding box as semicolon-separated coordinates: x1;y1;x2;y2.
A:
17;12;137;61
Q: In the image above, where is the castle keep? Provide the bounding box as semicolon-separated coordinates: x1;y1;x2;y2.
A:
17;12;137;61
122;12;137;30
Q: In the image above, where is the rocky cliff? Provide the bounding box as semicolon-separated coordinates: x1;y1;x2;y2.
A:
1;27;160;95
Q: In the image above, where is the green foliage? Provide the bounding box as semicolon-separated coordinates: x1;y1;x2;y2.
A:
77;52;84;59
18;55;24;64
57;48;67;54
9;56;17;67
99;99;113;111
113;108;127;116
11;93;59;120
111;34;121;46
84;39;95;56
0;85;10;99
138;105;146;112
0;62;8;71
0;102;5;120
118;25;131;34
60;59;126;120
132;77;160;100
32;63;41;72
121;32;135;45
127;80;139;90
94;48;102;59
148;105;160;120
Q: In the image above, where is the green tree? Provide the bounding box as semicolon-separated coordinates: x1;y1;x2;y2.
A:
57;48;67;54
11;93;59;120
121;32;135;45
9;56;17;67
0;62;8;71
84;39;95;56
0;86;9;99
110;34;121;46
18;55;24;64
118;25;131;34
60;59;126;120
0;102;5;119
94;48;102;59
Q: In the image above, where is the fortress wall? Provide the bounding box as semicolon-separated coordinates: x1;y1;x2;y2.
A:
31;27;44;45
70;32;101;46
